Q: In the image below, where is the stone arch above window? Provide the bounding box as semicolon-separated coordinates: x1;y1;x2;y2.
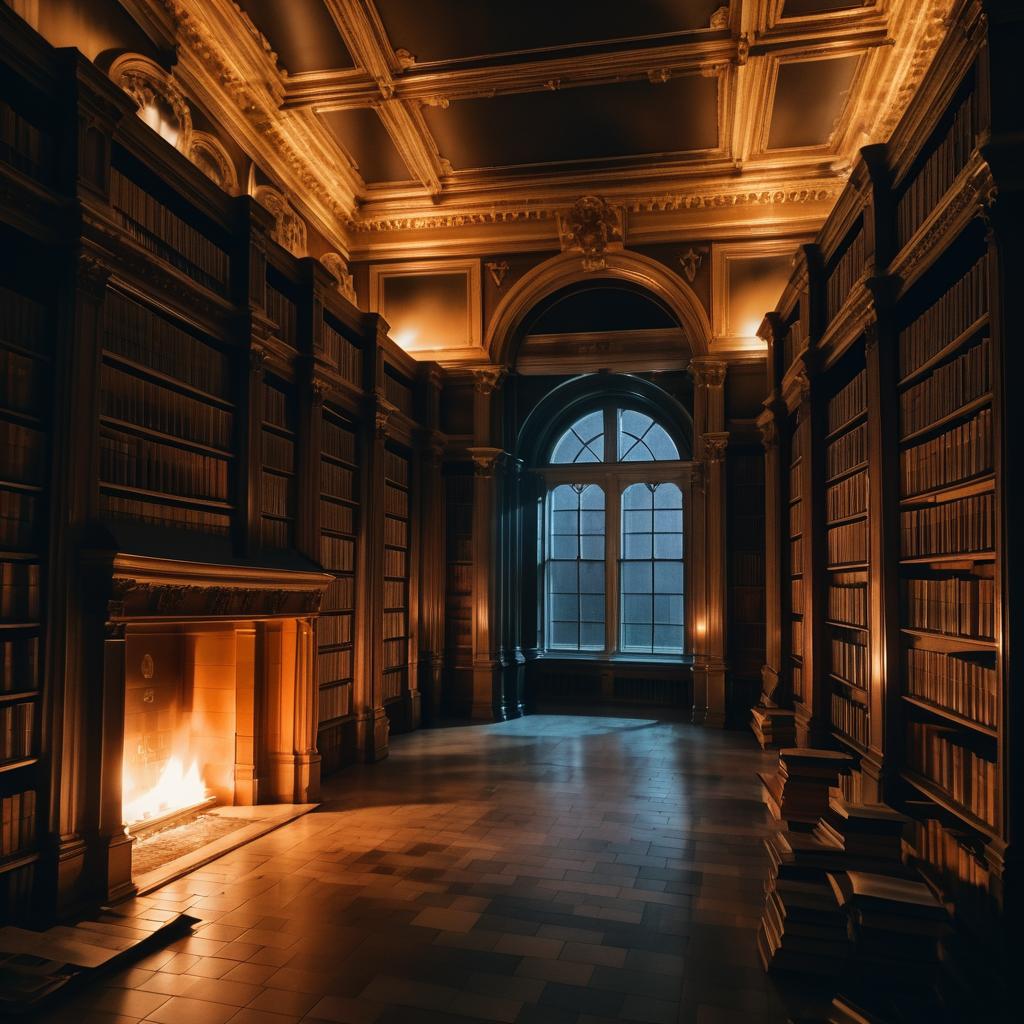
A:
189;131;239;195
108;53;192;154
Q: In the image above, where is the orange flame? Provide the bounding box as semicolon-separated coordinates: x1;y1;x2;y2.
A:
123;755;208;825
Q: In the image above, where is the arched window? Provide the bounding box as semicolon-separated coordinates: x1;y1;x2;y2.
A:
540;404;687;657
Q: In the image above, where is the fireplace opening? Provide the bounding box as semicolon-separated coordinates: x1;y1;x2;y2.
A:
122;621;257;885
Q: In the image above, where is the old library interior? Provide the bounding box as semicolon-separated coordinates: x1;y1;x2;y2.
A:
0;0;1020;1021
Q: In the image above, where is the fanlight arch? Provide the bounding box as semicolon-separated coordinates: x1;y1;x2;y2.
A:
486;249;712;366
189;131;239;195
108;53;192;154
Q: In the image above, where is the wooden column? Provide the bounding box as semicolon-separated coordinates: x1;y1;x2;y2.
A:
690;359;729;727
418;368;446;725
506;457;527;719
99;619;133;901
467;365;506;721
233;625;260;805
353;322;391;760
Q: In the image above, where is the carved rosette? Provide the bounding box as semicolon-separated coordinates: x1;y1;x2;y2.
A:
557;195;624;272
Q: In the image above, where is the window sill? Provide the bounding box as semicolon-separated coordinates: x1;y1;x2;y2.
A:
534;651;696;668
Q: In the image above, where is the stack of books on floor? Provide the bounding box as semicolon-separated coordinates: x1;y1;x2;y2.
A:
816;798;909;865
750;704;796;749
759;747;854;826
829;870;952;1017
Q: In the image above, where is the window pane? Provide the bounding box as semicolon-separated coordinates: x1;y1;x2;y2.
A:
620;482;684;654
545;484;605;652
551;411;605;464
618;410;679;462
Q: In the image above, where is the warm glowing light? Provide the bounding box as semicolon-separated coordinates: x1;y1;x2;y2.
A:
694;618;707;638
123;755;207;826
392;327;419;349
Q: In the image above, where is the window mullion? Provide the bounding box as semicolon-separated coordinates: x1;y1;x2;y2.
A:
606;471;620;656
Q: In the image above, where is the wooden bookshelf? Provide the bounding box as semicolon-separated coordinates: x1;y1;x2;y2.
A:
445;471;474;702
728;452;766;692
382;447;411;707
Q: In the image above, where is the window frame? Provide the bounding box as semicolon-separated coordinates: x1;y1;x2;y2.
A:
537;402;694;659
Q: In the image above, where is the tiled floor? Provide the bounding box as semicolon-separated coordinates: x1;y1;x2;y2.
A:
42;715;790;1024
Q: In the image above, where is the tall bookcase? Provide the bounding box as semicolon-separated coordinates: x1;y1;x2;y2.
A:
0;250;48;917
758;1;1020;969
383;447;411;708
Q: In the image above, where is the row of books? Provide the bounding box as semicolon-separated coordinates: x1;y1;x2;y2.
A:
790;577;803;615
826;469;868;523
322;417;357;465
265;284;297;347
896;84;979;248
827;519;868;566
790;537;803;576
110;168;229;291
731;550;764;587
0;490;37;550
318;680;352;723
0;789;35;857
322;318;362;386
908;817;989;917
101;493;231;535
898;256;988;379
318;647;352;684
732;587;765;623
0;421;44;486
1;635;38;693
828;581;867;628
782;318;804;372
105;292;230;399
320;500;354;536
262;383;294;431
0;349;42;416
383;637;408;672
101;363;234;451
0;561;38;621
384;373;414;418
791;618;803;658
0;99;50;181
382;668;405;702
827;368;867;436
899;338;990;439
831;691;868;747
831;634;868;688
447;563;472;594
262;517;292;549
322;575;355;612
384;580;406;610
905;646;997;727
317;611;352;648
900;409;991;497
385;484;409;518
788;502;800;539
907;721;996;827
384;548;407;579
385;451;409;487
384;611;407;639
826;421;867;481
789;421;803;463
262;432;294;474
903;574;995;640
791;661;803;701
260;474;293;518
100;432;229;501
900;492;994;558
825;227;867;325
0;287;46;357
320;536;354;573
384;517;408;548
321;462;355;502
0;700;34;762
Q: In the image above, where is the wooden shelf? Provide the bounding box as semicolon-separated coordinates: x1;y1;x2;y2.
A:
0;689;39;703
321;451;357;470
0;757;38;775
826;460;869;486
899;394;991;446
100;416;234;460
826;511;868;528
0;849;40;876
901;770;998;842
900;551;995;567
901;627;997;651
901;695;997;738
103;351;233;411
900;474;994;508
261;420;295;439
832;729;868;755
100;482;232;512
0;622;39;633
825;407;867;443
826;620;868;633
829;674;868;702
898;314;989;390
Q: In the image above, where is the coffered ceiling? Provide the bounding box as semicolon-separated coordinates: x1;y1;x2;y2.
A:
147;0;953;255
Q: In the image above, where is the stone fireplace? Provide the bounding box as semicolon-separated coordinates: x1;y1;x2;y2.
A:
91;553;332;900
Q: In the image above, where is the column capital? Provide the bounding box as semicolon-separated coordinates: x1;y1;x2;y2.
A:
756;412;779;451
472;365;507;395
373;396;399;439
701;431;729;463
688;357;728;388
421;429;446;466
467;445;504;477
